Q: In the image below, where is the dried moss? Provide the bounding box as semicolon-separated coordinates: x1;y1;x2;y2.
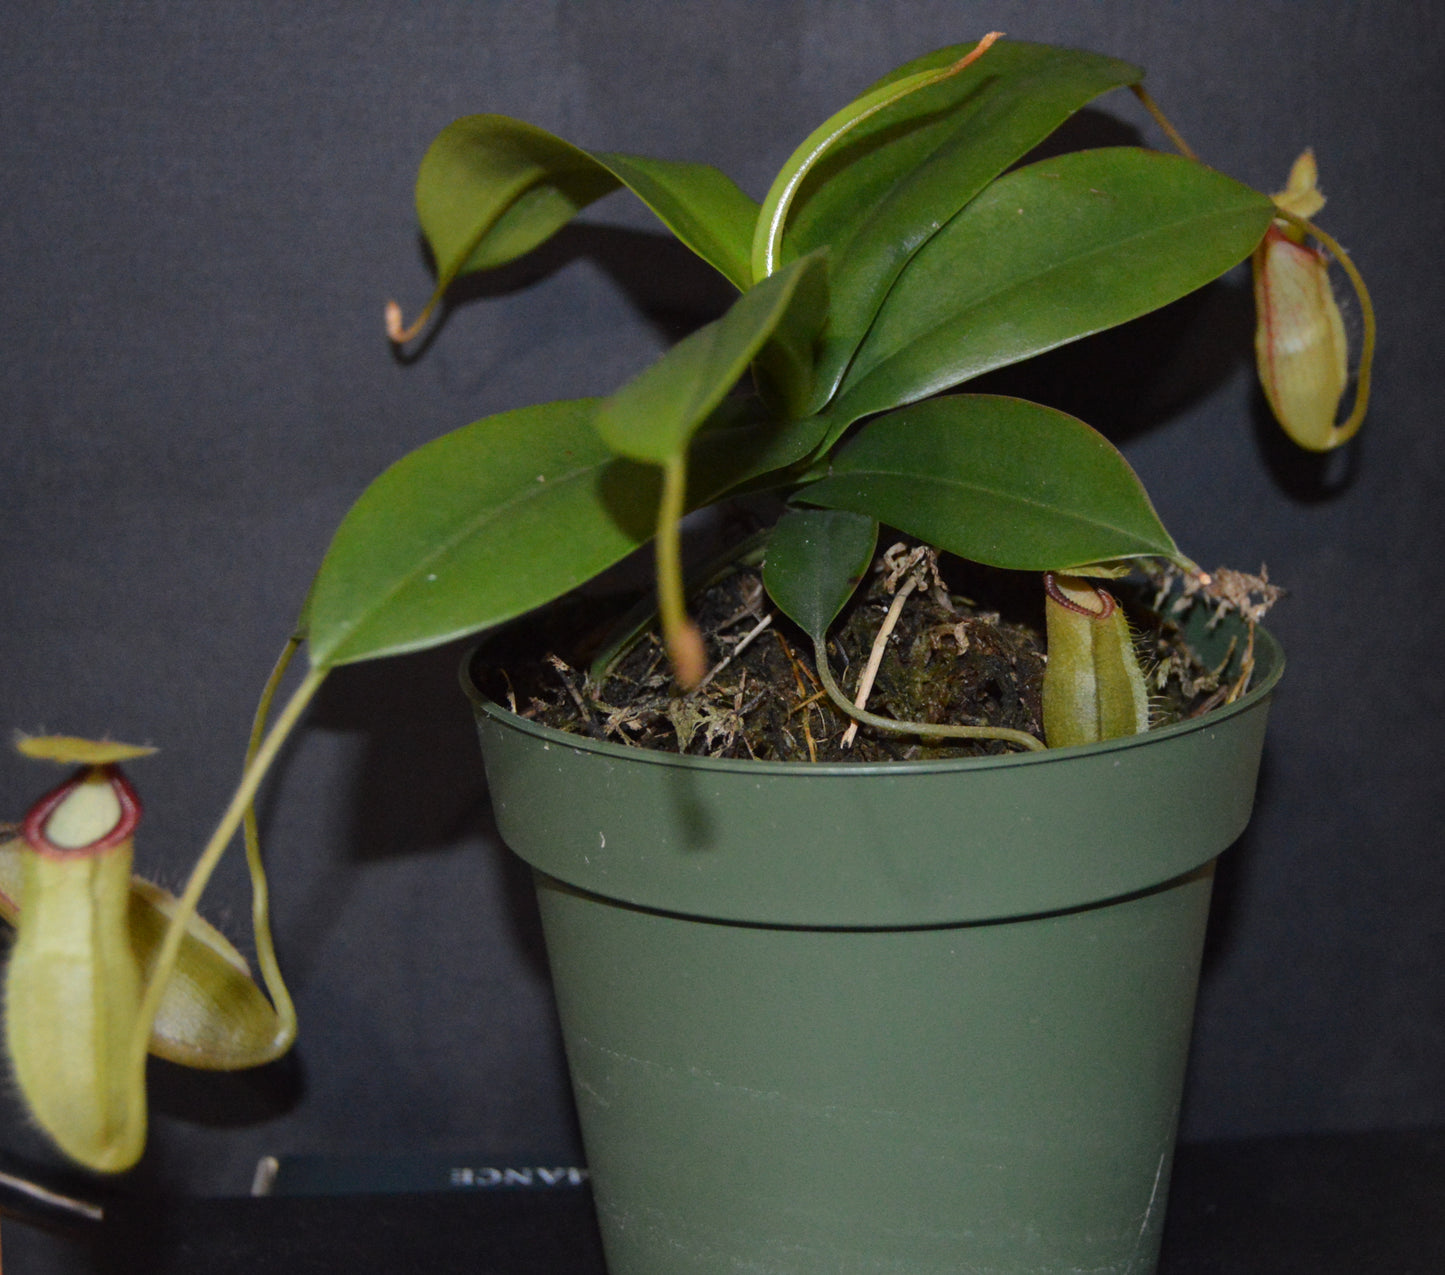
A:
476;543;1225;762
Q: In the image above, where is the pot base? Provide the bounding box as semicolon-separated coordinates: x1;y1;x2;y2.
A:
537;864;1214;1275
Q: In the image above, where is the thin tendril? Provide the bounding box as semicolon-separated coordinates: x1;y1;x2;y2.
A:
130;663;327;1069
1130;85;1199;161
656;455;705;688
241;636;305;1055
386;294;440;346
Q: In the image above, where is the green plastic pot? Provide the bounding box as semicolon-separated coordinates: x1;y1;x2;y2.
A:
462;609;1283;1275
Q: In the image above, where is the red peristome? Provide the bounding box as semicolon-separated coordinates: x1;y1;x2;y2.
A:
20;766;143;858
1043;571;1116;620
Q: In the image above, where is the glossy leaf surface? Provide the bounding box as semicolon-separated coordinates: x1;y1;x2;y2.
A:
762;508;878;639
688;402;834;502
827;148;1276;431
415;116;757;310
306;399;829;668
799;395;1178;571
596;151;758;291
308;399;652;667
595;253;827;465
773;39;1141;410
754;35;1002;278
750;250;832;418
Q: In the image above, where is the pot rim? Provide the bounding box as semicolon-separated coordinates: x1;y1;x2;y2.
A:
462;613;1282;925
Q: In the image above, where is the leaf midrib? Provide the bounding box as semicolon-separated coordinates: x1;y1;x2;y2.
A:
844;196;1262;395
818;463;1167;548
313;452;617;666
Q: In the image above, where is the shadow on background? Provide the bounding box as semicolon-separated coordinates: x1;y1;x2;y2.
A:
394;219;739;366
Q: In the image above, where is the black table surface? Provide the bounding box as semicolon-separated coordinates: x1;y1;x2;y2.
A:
5;1128;1443;1273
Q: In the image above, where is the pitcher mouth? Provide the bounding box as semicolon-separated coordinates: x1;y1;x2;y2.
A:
21;765;143;859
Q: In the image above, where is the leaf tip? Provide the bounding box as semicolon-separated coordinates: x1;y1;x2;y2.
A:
953;31;1003;73
386;297;435;346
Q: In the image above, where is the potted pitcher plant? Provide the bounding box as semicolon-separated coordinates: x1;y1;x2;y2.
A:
4;31;1371;1275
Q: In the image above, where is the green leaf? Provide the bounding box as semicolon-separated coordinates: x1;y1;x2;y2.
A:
594;252;827;466
797;395;1179;571
753;39;1003;279
826;148;1276;432
773;39;1142;412
688;402;833;502
750;251;831;419
407;117;759;331
595;151;758;291
306;400;657;667
762;508;878;640
593;252;830;684
304;397;828;669
415;117;614;288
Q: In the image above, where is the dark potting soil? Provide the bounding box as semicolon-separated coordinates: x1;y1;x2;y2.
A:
475;540;1264;763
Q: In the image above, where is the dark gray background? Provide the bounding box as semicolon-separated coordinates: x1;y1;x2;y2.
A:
2;1;1440;1199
